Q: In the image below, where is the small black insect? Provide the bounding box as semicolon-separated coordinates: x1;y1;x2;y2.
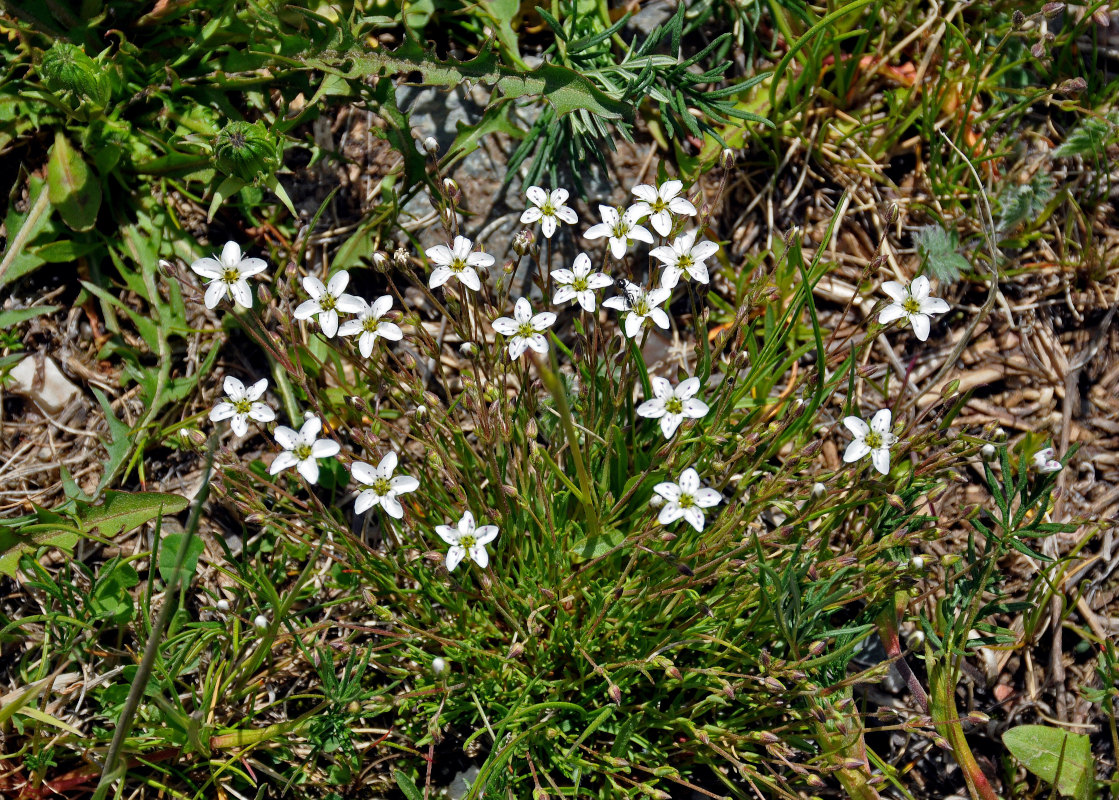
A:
614;278;642;310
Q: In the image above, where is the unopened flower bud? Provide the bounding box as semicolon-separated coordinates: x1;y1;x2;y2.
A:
216;599;231;612
1031;41;1047;59
1043;2;1065;18
649;494;665;508
525;418;538;439
980;443;996;460
253;614;269;631
422;136;439;155
432;656;446;675
811;482;826;499
607;683;621;704
414;404;428;420
507;641;524;659
966;711;990;724
909;555;926;570
459;341;477;358
1057;77;1087;95
721;147;735;169
39;41;110;106
372;251;390;272
212;120;279;182
513;229;535;256
1012;10;1026;29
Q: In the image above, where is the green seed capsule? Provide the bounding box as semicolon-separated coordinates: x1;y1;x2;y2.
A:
212;120;278;182
39;42;110;106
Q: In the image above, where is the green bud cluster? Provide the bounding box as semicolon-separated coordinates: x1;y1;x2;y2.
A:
212;120;279;182
39;42;110;107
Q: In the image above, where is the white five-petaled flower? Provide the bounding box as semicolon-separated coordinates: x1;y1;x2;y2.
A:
338;295;404;358
584;205;653;259
436;511;498;571
878;276;950;341
189;241;268;310
843;409;897;475
629;179;697;237
269;415;341;485
637;376;709;438
209;376;275;437
653;468;722;532
602;281;672;339
491;297;556;359
351;452;419;518
650;231;719;289
551;253;612;312
520;186;578;239
294;271;364;338
1032;447;1063;474
427;236;492;292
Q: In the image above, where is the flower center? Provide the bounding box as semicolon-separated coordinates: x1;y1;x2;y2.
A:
652;198;669;213
864;431;883;449
320;294;337;311
450;258;466;274
294;444;313;460
362;317;381;334
233;398;253;414
542;201;555;216
371;477;391;495
678;493;695;508
902;296;922;314
612;220;629;238
222;268;241;284
665;398;683;415
633;297;650;316
678;254;694;270
460;534;477;548
516;322;536;338
573;277;588;292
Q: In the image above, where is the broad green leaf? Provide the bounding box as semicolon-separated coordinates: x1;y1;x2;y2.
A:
570;528;624;562
47;131;101;232
77;490;189;538
1003;725;1093;800
0;519;80;578
158;532;205;587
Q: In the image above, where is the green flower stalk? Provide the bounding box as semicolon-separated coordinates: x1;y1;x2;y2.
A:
212;120;279;182
39;42;110;107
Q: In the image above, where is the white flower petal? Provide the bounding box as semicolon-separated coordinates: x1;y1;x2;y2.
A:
230;414;249;437
391;475;419;493
469;545;489;568
190;257;221;279
678;468;700;493
508;337;531;359
377;451;398;476
445;545;466;571
249;403;275;422
843;416;870;437
302;276;327;299
631;184;658;203
870;448;891;475
426;244;453;265
382;495;404;519
475;525;499;545
492;316;519;336
553;286;577;305
312;439;340;458
682;398;708;418
297;457;320;484
911;275;930;299
294;299;321;320
457;268;481;292
520;207;542;223
210;402;236;422
541;215;557;238
204;281;225;309
878;304;907;324
274;425;299;450
514;297;532;323
881;281;907;302
843;439;871;463
429;266;452;288
526;185;548;207
636;399;666;418
910;313;931;341
921;297;950;315
351;461;378;484
660;414;682;438
435;525;459;545
319;309;340;338
694;488;722;507
654;481;681;501
354;490;377;515
658;504;685;525
269;450;298;475
220;241;242;266
682;506;706;532
229;280;253;309
870;408;893;434
458;511;475;536
525;333;549;353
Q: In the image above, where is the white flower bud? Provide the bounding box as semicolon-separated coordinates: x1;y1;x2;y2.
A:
432;657;446;675
811;482;826;499
253;614;269;631
980;443;996;460
909;555;926;570
422;136;439;155
216;599;231;612
649;495;665;508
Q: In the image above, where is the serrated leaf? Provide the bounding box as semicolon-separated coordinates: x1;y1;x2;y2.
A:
1052;115;1114;159
914;224;969;283
77;490;188;538
1003;725;1093;799
47;131;101;232
997;173;1055;232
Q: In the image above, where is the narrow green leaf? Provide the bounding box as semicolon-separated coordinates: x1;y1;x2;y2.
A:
394;770;424;800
